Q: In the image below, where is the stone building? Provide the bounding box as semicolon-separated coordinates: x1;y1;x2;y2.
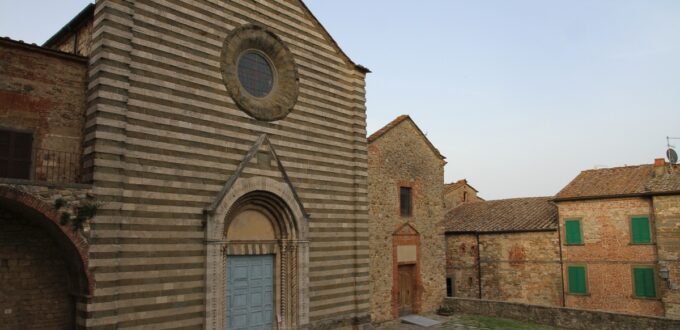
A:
1;1;372;329
443;179;483;211
444;197;562;306
555;159;680;319
367;115;446;322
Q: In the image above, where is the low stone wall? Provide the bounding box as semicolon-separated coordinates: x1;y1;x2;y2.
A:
444;297;680;330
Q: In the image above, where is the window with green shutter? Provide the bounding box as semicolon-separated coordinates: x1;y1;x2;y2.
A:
568;265;587;294
633;267;656;298
631;216;651;244
565;219;583;245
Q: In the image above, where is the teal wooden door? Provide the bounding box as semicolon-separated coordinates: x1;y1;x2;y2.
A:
227;255;274;330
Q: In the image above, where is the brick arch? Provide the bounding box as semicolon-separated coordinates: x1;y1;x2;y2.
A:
0;186;93;295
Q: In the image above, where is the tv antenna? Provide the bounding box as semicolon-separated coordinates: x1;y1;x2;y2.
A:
667;136;679;164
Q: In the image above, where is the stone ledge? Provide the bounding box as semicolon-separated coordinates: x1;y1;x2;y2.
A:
444;297;680;330
0;178;92;189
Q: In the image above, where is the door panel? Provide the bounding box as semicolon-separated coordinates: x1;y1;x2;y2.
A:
398;264;416;315
227;255;274;330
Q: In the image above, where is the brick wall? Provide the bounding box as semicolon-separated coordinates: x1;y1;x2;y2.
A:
0;208;74;329
446;231;562;306
368;118;446;322
557;198;664;316
0;38;87;182
653;195;680;319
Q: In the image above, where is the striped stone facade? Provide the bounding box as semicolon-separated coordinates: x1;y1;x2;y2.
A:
78;0;369;328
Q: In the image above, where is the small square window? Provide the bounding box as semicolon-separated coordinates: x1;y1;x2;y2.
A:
400;187;412;217
631;216;651;244
565;219;583;245
568;265;588;294
633;267;656;298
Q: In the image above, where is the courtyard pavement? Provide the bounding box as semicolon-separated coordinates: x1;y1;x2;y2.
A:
374;314;488;330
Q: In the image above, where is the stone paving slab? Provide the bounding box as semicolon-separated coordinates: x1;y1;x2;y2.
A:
400;315;442;327
375;314;487;330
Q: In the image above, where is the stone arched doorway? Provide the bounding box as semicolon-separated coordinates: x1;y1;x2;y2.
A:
204;177;309;330
0;187;91;329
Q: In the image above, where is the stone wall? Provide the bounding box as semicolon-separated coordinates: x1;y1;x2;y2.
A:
53;20;93;57
479;231;562;306
444;183;482;211
0;207;74;329
446;231;562;306
653;195;680;319
0;38;87;183
445;234;479;298
443;297;680;330
557;198;664;316
368;118;446;322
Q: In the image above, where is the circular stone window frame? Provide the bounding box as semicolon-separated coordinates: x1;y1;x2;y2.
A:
221;24;300;122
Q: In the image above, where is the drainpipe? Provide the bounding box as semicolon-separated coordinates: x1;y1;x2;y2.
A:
476;233;482;299
556;217;566;307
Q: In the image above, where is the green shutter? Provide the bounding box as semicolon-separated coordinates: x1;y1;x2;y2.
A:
634;268;656;298
631;217;651;244
568;266;587;294
565;220;582;245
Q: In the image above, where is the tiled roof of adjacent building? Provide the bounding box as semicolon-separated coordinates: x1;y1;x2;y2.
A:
0;36;87;62
445;179;478;193
368;115;445;160
555;162;680;201
444;197;558;233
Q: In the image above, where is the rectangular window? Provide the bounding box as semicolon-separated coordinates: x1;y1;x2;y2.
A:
631;216;651;244
633;267;656;298
0;129;33;180
446;277;453;297
400;187;412;217
568;265;587;294
565;219;583;245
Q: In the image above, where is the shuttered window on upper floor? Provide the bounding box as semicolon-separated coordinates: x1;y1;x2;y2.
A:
0;129;33;180
564;219;583;245
633;267;656;298
631;216;652;244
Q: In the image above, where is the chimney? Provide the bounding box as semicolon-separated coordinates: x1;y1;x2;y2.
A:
654;158;666;177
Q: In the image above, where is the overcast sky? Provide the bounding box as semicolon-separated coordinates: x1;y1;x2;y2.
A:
2;1;679;200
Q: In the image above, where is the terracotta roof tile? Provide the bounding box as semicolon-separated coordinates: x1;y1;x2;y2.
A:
555;163;680;200
444;197;557;233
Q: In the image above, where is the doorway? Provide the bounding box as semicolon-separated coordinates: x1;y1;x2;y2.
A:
398;264;416;315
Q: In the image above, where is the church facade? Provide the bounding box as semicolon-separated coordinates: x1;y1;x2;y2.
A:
1;1;371;329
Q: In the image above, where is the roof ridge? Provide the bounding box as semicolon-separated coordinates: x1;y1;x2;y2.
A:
368;115;445;160
579;163;651;173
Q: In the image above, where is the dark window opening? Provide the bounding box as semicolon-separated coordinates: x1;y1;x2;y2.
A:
463;191;468;202
400;186;412;217
0;130;33;180
446;277;453;297
237;51;274;98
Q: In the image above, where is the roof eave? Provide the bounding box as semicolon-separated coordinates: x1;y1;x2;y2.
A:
43;4;95;48
445;228;557;235
553;190;680;202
